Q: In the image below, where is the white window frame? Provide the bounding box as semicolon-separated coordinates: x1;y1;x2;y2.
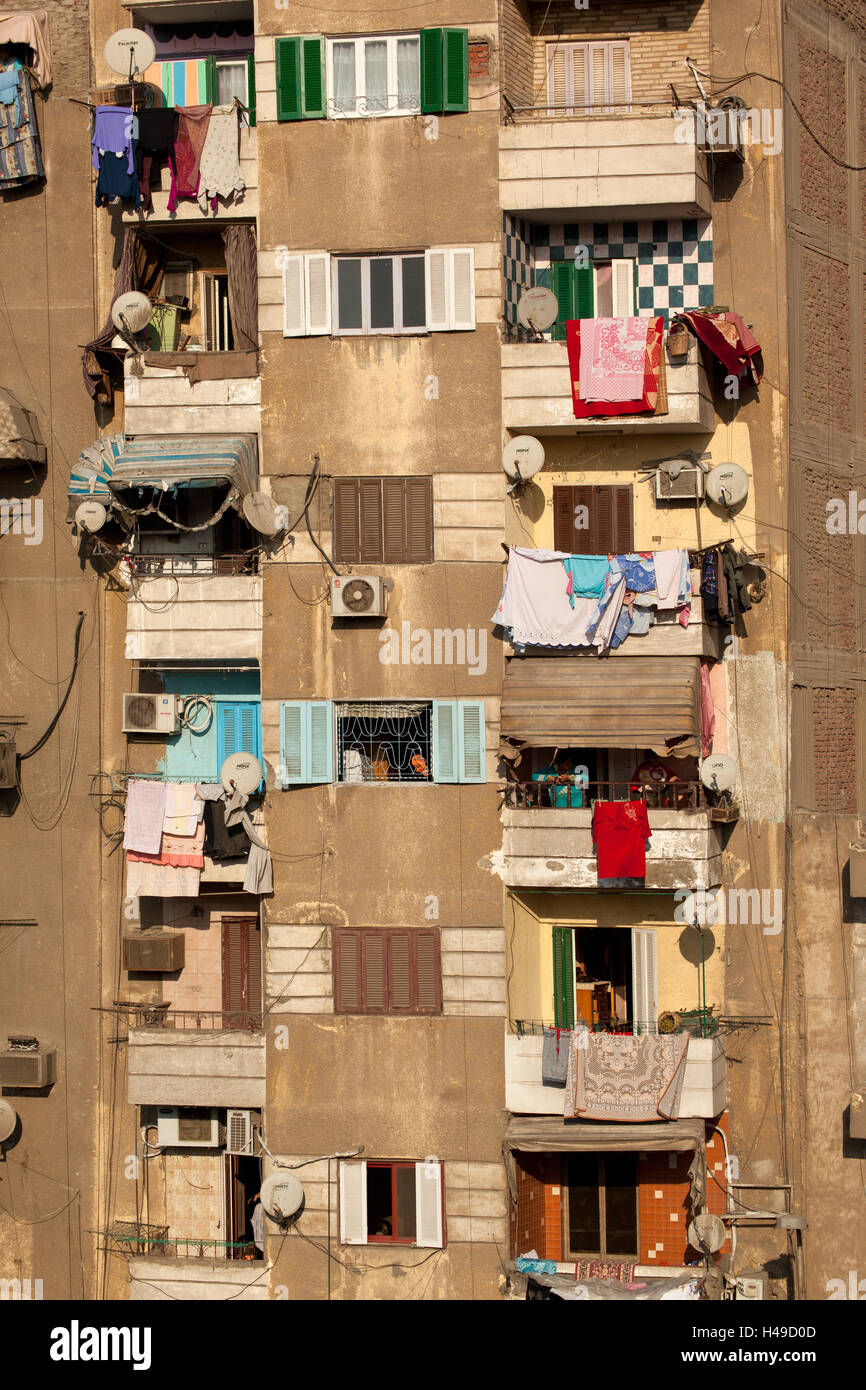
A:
326;33;421;120
546;40;631;116
592;257;636;317
332;253;427;335
214;57;252;109
338;1159;444;1247
283;250;475;337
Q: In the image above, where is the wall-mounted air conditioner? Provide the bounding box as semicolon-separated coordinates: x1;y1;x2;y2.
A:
123;932;185;973
654;466;705;503
156;1106;221;1148
331;576;388;618
225;1108;259;1156
0;1048;56;1087
698;101;745;163
122;693;181;734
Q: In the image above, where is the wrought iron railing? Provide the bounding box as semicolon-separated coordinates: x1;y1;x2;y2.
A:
128;552;259;577
109;1002;262;1032
502;93;682;123
515;1009;719;1039
94;1226;259;1260
502;779;708;810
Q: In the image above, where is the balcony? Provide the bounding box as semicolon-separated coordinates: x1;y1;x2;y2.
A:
501;338;714;434
125;572;263;662
499;113;711;221
500;789;726;891
128;1255;268;1301
123;355;261;437
123;125;258;223
126;1009;266;1108
505;1029;726;1119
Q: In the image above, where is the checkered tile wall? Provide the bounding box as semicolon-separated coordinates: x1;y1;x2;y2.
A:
503;214;714;329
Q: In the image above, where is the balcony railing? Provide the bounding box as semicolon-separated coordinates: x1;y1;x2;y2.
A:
109;1002;262;1032
94;1226;258;1260
128;552;260;578
503;779;709;811
515;1009;719;1040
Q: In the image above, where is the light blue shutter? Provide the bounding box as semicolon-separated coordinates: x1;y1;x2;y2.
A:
217;702;262;767
432;700;457;783
279;701;333;785
457;700;485;783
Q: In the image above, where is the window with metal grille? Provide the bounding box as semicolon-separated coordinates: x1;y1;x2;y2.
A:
336;701;431;783
552;484;634;555
334;928;442;1014
564;1153;639;1258
333;477;433;564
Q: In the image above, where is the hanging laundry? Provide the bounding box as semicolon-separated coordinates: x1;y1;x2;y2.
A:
493;547;596;648
566;318;665;418
93;107;140;209
197;103;245;214
651;549;688;609
700;549;719;623
585;570;627;653
579;317;649;402
203;798;250;860
0;62;43;189
700;660;715;757
542;1026;571;1086
123;780;168;857
0;12;52;89
561;554;610;604
613;553;656;592
127;820;206;868
126;860;201;898
591;800;651;880
167;104;212;213
672;310;763;386
136;105;177;213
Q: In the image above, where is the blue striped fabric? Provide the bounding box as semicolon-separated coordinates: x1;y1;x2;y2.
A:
108;435;258;496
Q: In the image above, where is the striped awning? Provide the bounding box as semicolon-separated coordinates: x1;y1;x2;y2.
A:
107;435;258;496
501;655;701;754
68;432;124;501
0;387;47;466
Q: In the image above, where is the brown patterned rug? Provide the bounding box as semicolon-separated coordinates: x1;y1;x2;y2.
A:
565;1031;690;1121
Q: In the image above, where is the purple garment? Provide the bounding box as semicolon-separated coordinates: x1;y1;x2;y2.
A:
91;106;137;176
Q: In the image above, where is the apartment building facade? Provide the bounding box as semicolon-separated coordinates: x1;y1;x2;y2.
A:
1;0;863;1305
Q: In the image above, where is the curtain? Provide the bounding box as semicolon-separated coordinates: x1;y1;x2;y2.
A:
221;224;258;353
364;39;388;112
397;38;420;111
332;42;355;114
215;60;248;107
81;230;165;404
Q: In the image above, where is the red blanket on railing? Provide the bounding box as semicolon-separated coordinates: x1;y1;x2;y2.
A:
566;317;664;417
591;800;651;878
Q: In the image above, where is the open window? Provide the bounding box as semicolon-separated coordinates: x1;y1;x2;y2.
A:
564;1152;639;1259
549;259;636;340
552;925;658;1031
339;1159;444;1247
137;12;255;123
133;226;256;355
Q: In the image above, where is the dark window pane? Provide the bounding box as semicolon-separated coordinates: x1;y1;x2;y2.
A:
402;256;426;328
337;259;363;330
603;1154;638;1255
370;257;394;329
366;1165;393;1236
567;1153;601;1253
395;1165;417;1240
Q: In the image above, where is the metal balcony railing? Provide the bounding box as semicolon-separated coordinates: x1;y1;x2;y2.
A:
128;552;259;578
94;1226;259;1260
109;1002;263;1032
502;779;708;811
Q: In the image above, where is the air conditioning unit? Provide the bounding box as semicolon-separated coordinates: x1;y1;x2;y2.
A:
330;575;388;618
123;932;185;973
122;693;181;734
225;1108;259;1156
157;1106;221;1148
698;101;745;162
654;465;705;502
0;739;16;789
733;1273;767;1300
0;1048;56;1087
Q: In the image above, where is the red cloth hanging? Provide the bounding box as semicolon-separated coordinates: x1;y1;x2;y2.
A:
591;801;651;878
566;317;664;417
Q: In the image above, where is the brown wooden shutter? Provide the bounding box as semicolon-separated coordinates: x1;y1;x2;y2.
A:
333;479;361;562
590;485;614;553
405;477;433;562
553;486;574;552
554;484;634;554
389;932;413;1011
359;480;384;563
222;917;260;1027
382;478;408;563
362;932;387;1012
612;484;634;553
335;931;361;1012
415;931;441;1013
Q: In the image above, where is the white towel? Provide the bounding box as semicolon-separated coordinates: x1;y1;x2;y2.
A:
163;782;202;837
125;859;201;899
123;780;168;856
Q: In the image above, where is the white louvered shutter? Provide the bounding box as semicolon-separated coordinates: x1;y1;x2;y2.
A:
611;259;635;317
449;248;475;331
308;701;333;783
283;254;306;337
305;253;332;334
631;928;658;1031
549;46;567;113
432;700;457;782
279;702;304;784
609;42;630;112
425;249;450;331
457;700;485;783
339;1160;368;1244
415;1161;444;1248
589;43;607;112
570;44;588;116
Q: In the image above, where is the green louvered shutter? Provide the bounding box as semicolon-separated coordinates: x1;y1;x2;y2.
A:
550;261;574;342
275;37;302;121
204;55;216;104
553;927;575;1028
442;29;468;112
246;52;256;126
302;37;326;117
420;29;443;114
575;264;595;318
457;701;485;783
432;700;457;783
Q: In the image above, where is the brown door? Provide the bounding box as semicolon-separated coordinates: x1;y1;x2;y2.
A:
221;916;262;1029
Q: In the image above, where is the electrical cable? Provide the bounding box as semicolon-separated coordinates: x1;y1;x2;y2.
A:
17;612;86;759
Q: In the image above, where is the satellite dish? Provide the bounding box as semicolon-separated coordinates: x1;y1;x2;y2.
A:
111;292;154;335
75;501;108;533
700;754;738;794
705;462;749;508
517;286;559;333
242;491;282;537
502;435;545;484
220;751;263;797
103;27;156;80
688;1213;726;1254
260;1171;304;1223
0;1100;17;1144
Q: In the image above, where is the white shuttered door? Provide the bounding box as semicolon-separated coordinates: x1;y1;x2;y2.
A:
305;253;332;334
339;1160;368;1244
415;1161;444;1248
283;254;306;337
631;928;658;1031
425;249;450;331
611;259;635;317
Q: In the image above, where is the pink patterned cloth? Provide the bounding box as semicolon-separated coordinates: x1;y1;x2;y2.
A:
579;317;649;402
127;820;205;867
700;659;715;757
